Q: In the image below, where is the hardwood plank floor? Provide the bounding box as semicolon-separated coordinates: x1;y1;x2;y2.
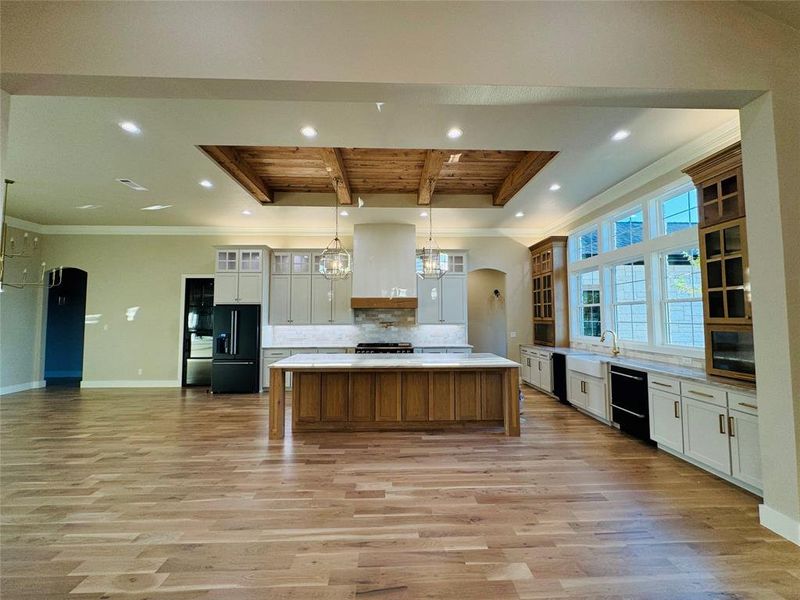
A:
1;385;798;599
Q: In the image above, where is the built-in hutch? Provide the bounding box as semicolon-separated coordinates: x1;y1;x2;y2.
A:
683;143;755;381
529;237;569;346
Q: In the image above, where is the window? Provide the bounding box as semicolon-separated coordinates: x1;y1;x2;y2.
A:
612;259;648;342
577;270;601;337
613;210;645;249
577;228;599;259
663;248;704;347
661;189;698;235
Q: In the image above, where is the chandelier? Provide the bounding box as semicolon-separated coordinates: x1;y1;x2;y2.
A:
319;179;352;280
416;196;448;279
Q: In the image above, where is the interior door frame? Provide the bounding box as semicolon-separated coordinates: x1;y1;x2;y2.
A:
178;273;214;387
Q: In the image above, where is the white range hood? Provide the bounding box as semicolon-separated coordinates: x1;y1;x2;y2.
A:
350;223;418;309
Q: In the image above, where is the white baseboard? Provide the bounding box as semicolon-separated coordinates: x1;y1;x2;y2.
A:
80;380;180;388
759;504;800;546
0;380;46;396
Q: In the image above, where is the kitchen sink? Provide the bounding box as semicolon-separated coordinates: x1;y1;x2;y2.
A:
566;354;608;378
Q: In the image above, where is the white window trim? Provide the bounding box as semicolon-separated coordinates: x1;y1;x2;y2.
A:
571;225;600;263
609;256;651;345
566;177;704;359
659;244;704;350
573;268;602;340
656;183;698;237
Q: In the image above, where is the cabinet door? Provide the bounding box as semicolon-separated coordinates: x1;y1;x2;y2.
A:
237;273;263;304
648;390;684;453
269;275;291;324
214;273;239;304
291;252;312;274
417;278;440;324
567;374;586;408
729;409;762;490
682;397;731;474
332;277;353;323
440;276;466;324
216;249;238;272
289;275;312;324
539;358;552;393
239;249;263;273
448;253;466;275
311;276;333;324
272;252;291;275
584;377;607;419
520;354;531;384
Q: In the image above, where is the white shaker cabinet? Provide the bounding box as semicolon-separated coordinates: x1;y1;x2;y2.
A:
269;275;291;324
289;275;311;324
648;389;684;453
416;252;467;325
682;397;732;475
729;408;762;490
214;247;266;305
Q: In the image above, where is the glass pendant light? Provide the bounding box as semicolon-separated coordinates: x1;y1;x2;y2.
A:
416;196;449;279
319;179;352;280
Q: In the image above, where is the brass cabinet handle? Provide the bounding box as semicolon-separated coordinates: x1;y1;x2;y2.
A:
674;400;680;419
689;390;715;399
718;413;726;435
728;416;735;437
738;402;757;410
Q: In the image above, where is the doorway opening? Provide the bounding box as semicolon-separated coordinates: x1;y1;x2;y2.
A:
44;267;88;387
181;277;214;387
467;269;508;357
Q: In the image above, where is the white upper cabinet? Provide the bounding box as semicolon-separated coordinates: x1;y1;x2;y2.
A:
292;252;312;274
289;275;311;325
269;275;291;325
440;276;466;323
272;252;291;275
214;247;265;305
416;253;467;324
332;277;353;323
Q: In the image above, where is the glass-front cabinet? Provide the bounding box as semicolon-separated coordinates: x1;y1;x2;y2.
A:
699;217;751;324
529;237;568;347
706;325;756;380
698;167;745;228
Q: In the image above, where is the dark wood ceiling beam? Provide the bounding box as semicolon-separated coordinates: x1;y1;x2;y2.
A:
198;145;273;204
417;150;447;205
318;147;352;205
493;150;559;206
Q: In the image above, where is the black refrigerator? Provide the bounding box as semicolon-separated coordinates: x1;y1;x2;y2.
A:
211;305;261;393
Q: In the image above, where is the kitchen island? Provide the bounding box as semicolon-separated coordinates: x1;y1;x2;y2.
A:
268;353;520;439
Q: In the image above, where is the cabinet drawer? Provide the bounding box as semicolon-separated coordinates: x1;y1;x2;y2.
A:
648;374;680;395
728;390;757;415
263;349;291;360
681;381;726;407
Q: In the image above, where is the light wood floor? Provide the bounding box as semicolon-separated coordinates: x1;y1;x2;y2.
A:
1;385;799;599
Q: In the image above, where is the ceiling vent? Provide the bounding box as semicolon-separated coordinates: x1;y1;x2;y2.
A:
116;178;148;191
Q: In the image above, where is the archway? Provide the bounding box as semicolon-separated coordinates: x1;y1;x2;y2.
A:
467;269;508;357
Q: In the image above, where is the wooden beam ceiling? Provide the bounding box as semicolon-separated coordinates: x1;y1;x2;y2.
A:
197;145;272;204
417;150;447;205
199;146;558;206
493;150;559;206
317;147;352;205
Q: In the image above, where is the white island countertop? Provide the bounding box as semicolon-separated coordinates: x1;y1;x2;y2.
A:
270;352;519;370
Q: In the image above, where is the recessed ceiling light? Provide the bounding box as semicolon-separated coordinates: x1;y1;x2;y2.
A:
199;180;213;188
300;125;318;138
241;209;252;216
611;129;631;141
549;183;561;191
446;127;463;139
76;204;100;210
515;211;525;218
118;121;141;134
420;211;429;217
339;210;349;217
140;204;171;211
116;178;148;191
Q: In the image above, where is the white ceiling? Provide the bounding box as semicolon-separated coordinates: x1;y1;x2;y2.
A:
4;95;736;233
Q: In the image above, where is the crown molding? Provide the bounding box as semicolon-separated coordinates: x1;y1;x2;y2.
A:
2;217;545;239
535;118;740;241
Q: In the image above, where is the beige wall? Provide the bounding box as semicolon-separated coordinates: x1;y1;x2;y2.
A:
0;225;45;391
467;269;508;356
38;233;531;384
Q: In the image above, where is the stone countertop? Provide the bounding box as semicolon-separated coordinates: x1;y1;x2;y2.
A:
520;344;755;393
262;344;474;349
270;352;518;370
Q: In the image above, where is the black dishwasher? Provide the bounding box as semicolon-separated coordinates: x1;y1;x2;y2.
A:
610;365;652;443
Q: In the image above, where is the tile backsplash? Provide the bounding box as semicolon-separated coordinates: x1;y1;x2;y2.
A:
269;318;467;347
570;340;705;370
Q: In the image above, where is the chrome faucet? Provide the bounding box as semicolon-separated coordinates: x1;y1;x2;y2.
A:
600;329;620;356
